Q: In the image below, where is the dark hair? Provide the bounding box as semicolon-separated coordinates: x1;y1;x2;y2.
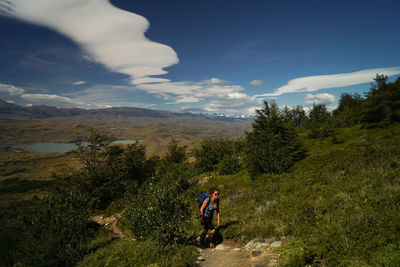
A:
207;187;219;197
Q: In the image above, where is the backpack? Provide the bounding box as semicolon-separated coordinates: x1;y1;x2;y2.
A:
197;192;209;210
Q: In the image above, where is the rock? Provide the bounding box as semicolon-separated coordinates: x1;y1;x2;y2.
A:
256;243;268;250
215;244;229;251
270;241;282;248
244;238;259;249
91;215;103;222
196;247;203;253
197;256;206;261
251;250;262;257
267;263;278;266
233;248;241;251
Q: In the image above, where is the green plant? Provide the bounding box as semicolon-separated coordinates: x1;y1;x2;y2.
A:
11;192;96;266
244;101;304;178
125;175;192;244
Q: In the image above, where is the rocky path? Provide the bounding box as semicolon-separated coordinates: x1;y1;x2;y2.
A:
91;212;125;238
197;238;286;267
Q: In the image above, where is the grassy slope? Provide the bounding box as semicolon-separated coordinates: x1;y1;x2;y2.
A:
196;125;400;266
3;123;400;266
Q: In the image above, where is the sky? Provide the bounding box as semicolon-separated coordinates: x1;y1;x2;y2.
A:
0;0;399;116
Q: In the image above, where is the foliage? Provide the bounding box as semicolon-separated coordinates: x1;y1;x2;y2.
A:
125;174;192;245
217;152;241;175
332;92;364;127
163;139;187;164
282;105;307;126
193;138;242;173
69;129;158;209
244;101;304;178
77;238;197;267
11;192;96;266
202;124;400;266
306;103;334;138
362;75;400;125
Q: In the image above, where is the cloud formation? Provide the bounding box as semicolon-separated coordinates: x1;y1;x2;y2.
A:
1;0;178;84
136;78;262;115
0;83;25;95
249;80;263;86
304;93;336;105
73;81;86;86
257;67;400;97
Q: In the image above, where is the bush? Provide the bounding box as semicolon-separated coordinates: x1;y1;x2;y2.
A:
11;192;96;266
77;238;197;267
194;138;242;172
218;153;241;175
163;139;187;164
306;104;334;139
125;175;192;244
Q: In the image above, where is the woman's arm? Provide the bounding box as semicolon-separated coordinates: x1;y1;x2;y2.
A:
217;210;220;226
200;199;208;216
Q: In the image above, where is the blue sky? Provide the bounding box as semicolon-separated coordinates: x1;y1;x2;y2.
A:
0;0;399;115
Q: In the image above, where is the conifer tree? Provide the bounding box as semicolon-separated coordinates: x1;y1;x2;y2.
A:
244;101;304;179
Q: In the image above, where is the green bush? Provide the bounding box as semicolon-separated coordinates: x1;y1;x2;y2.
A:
193;138;241;172
125;175;192;244
11;192;96;266
77;238;196;267
218;153;241;175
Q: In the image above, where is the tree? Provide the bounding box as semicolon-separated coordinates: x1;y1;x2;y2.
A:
307;104;333;138
362;74;400;125
333;93;364;127
244;101;304;179
193;138;237;172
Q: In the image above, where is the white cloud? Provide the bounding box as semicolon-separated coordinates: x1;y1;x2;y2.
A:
73;81;86;85
257;67;400;97
21;93;78;104
304;93;336;105
6;100;15;103
2;0;178;84
249;80;263;86
0;83;25;95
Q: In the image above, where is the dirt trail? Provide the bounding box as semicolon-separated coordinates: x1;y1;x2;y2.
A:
198;239;281;267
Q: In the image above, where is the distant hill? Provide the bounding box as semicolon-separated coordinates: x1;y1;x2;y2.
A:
0;99;181;119
0;99;252;153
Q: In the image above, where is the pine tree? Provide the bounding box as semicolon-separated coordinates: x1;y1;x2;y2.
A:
244;101;304;179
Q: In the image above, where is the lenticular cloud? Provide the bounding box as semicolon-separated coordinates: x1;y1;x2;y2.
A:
0;0;178;84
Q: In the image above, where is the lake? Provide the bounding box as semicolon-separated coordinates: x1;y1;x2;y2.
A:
16;140;138;153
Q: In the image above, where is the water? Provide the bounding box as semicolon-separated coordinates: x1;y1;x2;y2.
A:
17;140;138;153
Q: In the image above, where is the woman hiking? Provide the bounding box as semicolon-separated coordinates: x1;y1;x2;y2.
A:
199;187;220;247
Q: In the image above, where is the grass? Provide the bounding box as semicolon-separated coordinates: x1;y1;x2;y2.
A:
3;123;400;266
194;124;400;266
77;238;197;267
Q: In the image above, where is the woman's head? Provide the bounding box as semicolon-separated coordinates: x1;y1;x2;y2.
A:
208;187;219;200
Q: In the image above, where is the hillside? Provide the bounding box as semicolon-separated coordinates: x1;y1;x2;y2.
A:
0;100;252;154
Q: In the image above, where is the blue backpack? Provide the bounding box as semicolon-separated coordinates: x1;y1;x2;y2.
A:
197;192;209;210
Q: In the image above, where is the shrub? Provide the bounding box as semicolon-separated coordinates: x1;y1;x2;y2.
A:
306;103;334;139
194;138;242;172
11;192;96;266
163;139;187;164
125;175;192;244
77;238;196;267
218;153;241;175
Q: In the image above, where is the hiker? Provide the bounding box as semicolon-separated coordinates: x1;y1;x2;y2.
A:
199;187;220;247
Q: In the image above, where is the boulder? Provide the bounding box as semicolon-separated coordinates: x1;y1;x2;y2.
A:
251;250;262;257
270;241;282;248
